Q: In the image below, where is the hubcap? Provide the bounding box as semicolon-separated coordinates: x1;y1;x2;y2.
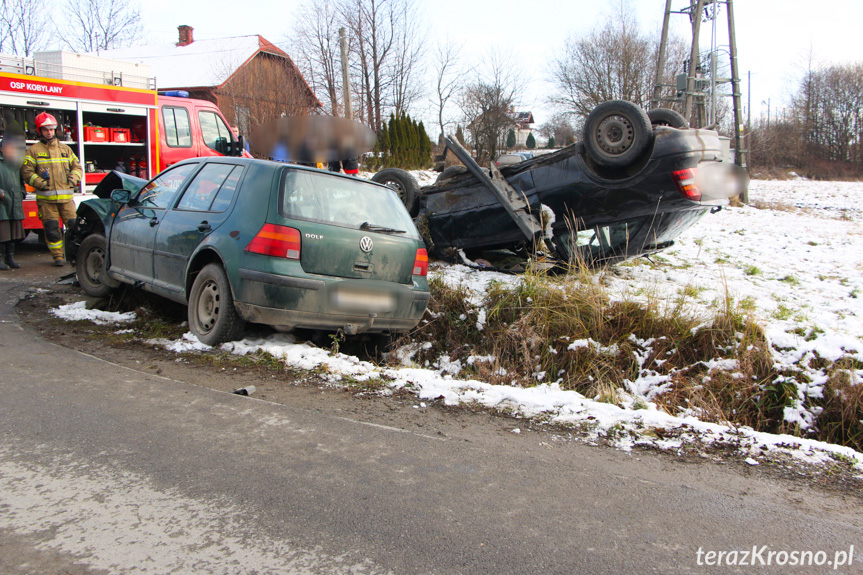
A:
595;114;635;156
85;246;105;285
196;279;220;334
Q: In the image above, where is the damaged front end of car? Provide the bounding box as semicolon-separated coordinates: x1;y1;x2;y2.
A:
65;170;149;263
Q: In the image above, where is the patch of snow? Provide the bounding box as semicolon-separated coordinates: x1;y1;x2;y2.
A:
540;203;556;239
51;301;136;325
476;308;487;332
146;332;212;353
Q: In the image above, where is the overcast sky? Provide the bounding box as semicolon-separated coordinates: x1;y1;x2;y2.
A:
138;0;859;129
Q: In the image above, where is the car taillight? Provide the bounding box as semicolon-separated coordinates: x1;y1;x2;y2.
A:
672;168;701;201
246;224;301;259
412;248;428;276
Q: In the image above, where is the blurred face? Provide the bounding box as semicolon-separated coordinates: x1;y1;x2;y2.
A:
1;141;24;165
40;126;56;140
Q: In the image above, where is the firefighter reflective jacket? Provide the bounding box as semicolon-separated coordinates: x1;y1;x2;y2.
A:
21;138;82;203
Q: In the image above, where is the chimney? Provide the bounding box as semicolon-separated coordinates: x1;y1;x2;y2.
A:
177;25;194;47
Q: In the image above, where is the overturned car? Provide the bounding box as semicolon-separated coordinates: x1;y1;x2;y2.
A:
372;101;746;266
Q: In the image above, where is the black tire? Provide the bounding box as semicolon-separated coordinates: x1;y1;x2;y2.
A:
33;229;46;244
371;168;420;217
188;263;246;346
647;108;689;129
76;234;119;297
583;100;653;168
435;165;469;184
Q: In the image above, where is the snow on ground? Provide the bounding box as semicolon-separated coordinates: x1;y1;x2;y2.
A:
53;178;863;470
51;301;136;325
609;178;863;431
749;176;863;220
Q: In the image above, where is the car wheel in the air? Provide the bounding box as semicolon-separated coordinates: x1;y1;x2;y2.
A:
371;168;420;216
647;108;690;129
583;100;653;168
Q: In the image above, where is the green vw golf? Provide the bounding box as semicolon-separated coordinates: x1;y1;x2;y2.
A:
67;158;430;345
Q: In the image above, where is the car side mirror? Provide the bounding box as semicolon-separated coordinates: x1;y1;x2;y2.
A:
110;189;132;205
236;135;245;156
215;137;228;155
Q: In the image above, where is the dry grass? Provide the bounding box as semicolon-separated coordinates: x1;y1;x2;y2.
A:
749;199;799;212
391;266;863;451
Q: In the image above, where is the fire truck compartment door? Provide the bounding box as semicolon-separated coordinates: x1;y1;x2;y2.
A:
0;93;77;110
79;102;148;116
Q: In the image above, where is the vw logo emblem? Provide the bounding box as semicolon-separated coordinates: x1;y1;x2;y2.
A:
359;236;374;253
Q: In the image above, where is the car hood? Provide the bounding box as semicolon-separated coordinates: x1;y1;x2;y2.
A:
92;170;149;199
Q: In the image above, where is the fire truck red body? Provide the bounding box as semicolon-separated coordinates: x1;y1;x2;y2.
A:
0;70;247;235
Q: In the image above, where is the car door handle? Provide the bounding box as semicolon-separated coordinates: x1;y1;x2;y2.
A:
197;222;212;232
149;217;159;227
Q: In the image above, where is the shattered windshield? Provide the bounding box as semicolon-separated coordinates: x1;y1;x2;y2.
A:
279;169;419;239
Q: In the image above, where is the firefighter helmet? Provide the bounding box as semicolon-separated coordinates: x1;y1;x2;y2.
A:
35;112;58;131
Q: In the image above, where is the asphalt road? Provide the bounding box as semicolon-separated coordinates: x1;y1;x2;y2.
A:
1;244;862;574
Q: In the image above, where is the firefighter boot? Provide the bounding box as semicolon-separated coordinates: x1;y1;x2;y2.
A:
43;220;65;266
4;241;20;269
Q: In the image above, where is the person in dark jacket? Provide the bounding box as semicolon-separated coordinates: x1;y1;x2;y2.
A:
0;130;26;270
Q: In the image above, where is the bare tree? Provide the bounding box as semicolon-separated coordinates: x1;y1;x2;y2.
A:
0;2;11;53
749;59;863;177
548;2;687;121
536;112;577;147
288;3;343;116
63;0;142;52
388;0;426;118
288;0;426;132
458;50;524;163
342;0;397;132
432;38;463;143
339;0;427;133
1;0;49;56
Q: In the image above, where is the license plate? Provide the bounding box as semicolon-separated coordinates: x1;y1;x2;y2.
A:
330;288;396;313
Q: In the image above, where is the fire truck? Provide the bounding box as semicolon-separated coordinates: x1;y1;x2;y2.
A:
0;51;247;238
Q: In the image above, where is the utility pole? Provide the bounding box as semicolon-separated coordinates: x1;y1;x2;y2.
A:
683;0;706;123
651;0;674;110
652;0;749;200
339;27;353;121
726;0;747;201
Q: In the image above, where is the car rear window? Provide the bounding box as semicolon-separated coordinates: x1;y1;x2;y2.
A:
279;169;419;239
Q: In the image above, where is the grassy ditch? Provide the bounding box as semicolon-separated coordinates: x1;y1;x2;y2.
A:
389;266;863;451
82;262;862;452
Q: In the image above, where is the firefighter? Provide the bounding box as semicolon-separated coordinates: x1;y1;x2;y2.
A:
0;129;26;270
20;112;82;266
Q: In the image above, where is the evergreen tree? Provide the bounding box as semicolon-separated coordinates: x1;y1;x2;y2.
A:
379;123;390;164
373;112;432;169
455;125;466;146
526;132;536;150
418;121;431;167
547;135;556;149
506;129;516;149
